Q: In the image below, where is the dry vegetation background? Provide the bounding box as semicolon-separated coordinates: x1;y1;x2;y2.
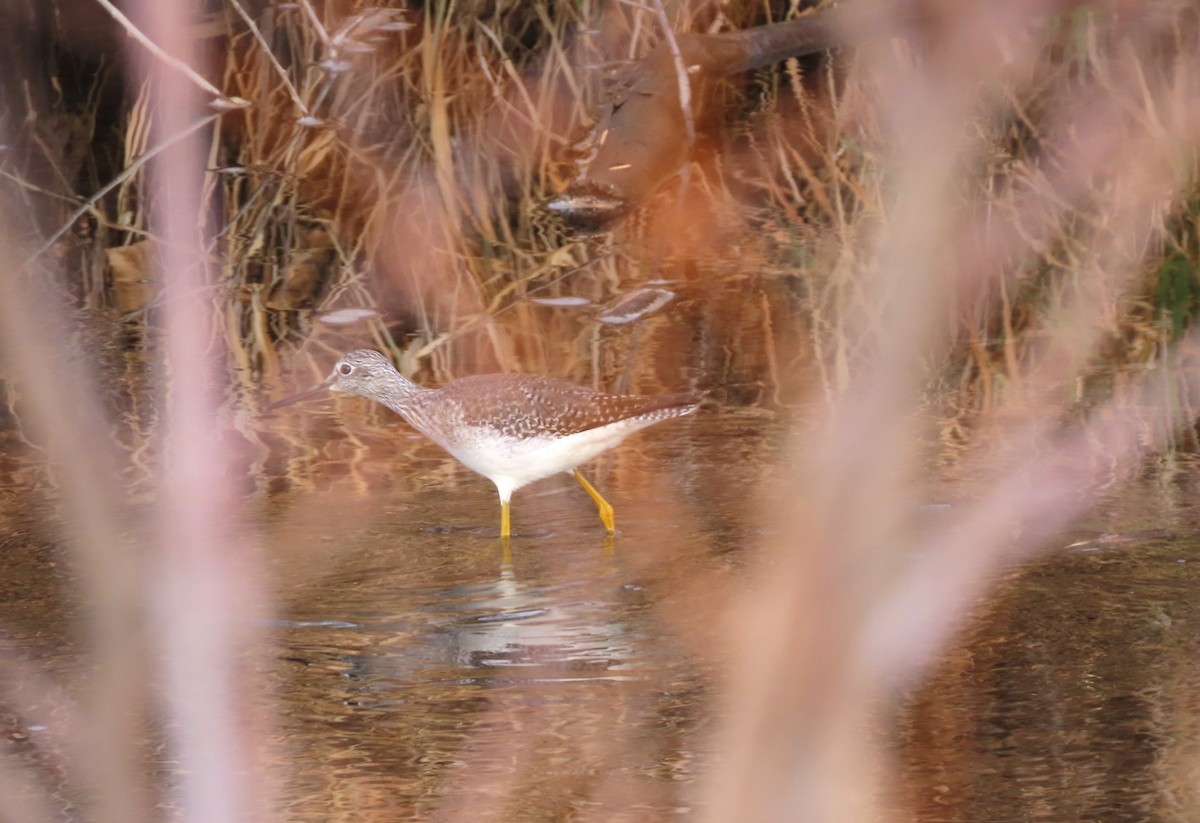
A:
2;0;1200;820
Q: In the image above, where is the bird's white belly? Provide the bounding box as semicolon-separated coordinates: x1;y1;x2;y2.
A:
440;423;643;499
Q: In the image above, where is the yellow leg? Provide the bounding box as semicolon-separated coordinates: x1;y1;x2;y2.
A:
500;498;512;539
573;470;615;534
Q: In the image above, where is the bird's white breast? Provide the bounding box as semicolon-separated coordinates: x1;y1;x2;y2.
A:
439;417;664;500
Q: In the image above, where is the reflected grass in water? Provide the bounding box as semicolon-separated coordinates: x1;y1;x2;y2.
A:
265;428;728;821
899;530;1200;822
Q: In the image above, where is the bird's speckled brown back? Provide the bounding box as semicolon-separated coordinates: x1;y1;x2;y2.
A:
407;373;702;441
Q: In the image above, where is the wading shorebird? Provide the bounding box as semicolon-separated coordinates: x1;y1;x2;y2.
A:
269;349;702;538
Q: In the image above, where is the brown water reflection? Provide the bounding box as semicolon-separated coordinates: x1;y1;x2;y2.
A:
896;474;1200;823
6;392;1200;819
267;418;1200;820
260;408;759;821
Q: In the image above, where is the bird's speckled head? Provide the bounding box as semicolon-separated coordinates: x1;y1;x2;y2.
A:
325;349;402;398
267;349;411;411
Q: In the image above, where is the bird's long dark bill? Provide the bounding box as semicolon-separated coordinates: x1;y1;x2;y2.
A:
266;377;335;411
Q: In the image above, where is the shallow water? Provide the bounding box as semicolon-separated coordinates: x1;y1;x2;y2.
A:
258;406;760;821
4;379;1200;819
256;408;1200;821
897;525;1200;822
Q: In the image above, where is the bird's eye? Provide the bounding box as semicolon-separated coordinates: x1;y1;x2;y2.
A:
338;363;353;376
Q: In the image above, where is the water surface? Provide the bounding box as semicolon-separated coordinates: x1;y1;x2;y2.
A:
3;387;1200;820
